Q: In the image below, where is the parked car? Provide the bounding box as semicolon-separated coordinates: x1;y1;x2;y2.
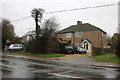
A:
8;44;24;52
60;46;74;54
74;47;87;54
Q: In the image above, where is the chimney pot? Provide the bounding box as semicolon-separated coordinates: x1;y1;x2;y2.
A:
77;21;82;25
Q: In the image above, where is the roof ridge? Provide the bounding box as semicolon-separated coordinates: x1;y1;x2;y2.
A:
58;23;107;34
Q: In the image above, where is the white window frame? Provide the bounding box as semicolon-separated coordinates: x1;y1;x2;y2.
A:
65;33;72;38
76;32;83;37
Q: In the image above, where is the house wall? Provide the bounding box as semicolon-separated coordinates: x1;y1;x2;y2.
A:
101;31;107;48
58;30;106;48
58;33;74;46
74;30;101;47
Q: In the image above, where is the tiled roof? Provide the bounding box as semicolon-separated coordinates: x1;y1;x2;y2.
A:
58;23;107;34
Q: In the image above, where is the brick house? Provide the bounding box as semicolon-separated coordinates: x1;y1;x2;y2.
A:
58;21;107;53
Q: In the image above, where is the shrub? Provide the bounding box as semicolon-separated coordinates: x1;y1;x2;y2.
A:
25;36;61;54
48;37;60;53
92;47;113;56
25;36;49;54
111;33;120;57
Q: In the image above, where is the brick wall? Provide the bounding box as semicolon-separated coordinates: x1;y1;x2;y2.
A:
58;30;106;48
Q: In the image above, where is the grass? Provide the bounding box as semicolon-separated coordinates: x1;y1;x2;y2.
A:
90;53;120;63
10;51;65;58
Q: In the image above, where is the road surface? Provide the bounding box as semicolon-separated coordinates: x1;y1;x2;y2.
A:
0;56;120;79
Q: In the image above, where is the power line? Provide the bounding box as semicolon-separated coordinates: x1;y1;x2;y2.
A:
11;3;117;23
45;3;117;14
11;16;31;22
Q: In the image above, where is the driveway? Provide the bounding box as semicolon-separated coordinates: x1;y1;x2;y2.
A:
50;54;89;60
51;54;120;68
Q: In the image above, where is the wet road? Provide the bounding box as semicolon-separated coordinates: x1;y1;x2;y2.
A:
0;56;120;79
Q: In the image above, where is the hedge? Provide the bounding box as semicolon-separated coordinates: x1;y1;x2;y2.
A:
92;47;113;56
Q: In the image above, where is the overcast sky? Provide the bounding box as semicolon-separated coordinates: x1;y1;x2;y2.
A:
0;0;119;37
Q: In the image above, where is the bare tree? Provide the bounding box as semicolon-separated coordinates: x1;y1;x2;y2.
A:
42;17;60;53
42;17;60;37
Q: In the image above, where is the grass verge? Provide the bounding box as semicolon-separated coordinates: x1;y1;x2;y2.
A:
90;53;120;63
10;51;65;58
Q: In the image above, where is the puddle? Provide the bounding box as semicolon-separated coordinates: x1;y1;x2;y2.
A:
28;64;53;70
54;59;61;60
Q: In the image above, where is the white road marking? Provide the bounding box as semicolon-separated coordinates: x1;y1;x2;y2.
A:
48;73;82;78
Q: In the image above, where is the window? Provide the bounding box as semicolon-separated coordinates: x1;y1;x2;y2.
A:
76;32;83;37
65;33;71;38
65;46;73;49
13;44;18;47
19;44;23;47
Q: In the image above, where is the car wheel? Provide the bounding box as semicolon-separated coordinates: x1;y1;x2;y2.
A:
11;49;14;52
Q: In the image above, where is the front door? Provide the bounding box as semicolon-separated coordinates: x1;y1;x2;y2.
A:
84;42;88;51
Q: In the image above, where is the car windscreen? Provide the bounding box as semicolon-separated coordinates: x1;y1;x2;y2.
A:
13;44;19;47
65;46;73;49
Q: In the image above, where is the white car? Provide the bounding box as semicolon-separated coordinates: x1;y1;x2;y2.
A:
77;47;87;54
9;44;24;52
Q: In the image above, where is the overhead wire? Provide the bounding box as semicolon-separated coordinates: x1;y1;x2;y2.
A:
45;3;116;14
11;3;117;23
11;16;31;22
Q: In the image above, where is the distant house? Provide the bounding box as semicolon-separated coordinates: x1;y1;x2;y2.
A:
58;21;107;53
22;29;54;42
22;31;36;42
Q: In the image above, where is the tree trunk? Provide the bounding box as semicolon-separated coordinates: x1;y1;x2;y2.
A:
2;38;6;50
35;12;39;38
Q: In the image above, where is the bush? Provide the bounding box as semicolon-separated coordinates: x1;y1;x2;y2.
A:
48;37;60;53
92;47;113;56
112;33;120;57
25;37;49;54
25;36;61;54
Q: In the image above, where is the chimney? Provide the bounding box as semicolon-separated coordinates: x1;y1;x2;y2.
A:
77;21;82;25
